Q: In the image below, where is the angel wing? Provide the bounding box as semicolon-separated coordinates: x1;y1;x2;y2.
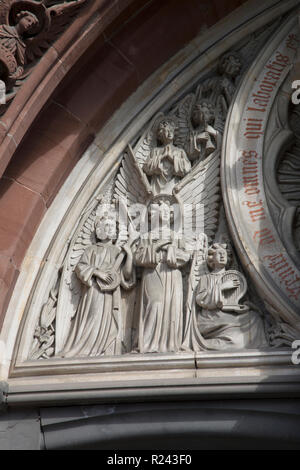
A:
54;180;113;354
182;233;210;351
25;0;89;62
174;149;221;250
113;144;153;238
133;113;164;168
171;93;195;152
214;95;227;135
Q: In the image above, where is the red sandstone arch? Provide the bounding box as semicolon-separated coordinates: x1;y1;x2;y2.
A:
0;0;247;326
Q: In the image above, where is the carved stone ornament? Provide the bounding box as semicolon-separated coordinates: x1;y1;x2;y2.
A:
223;12;300;347
0;0;88;114
9;8;300;381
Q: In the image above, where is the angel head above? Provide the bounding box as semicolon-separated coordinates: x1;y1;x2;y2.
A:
156;118;177;146
219;51;242;78
15;10;41;36
191;99;215;128
94;209;118;243
207;243;232;272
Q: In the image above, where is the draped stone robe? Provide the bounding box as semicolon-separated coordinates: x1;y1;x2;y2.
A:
63;243;135;357
134;233;190;353
195;271;268;350
0;25;26;84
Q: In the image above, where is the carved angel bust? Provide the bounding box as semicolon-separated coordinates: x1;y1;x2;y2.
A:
189;99;220;161
143;117;191;196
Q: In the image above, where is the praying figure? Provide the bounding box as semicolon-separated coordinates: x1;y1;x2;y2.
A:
143;117;191;196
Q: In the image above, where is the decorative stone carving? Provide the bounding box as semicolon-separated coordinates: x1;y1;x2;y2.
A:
24;17;293;363
61;208;136;358
134;197;190;353
182;235;267;351
223;13;300;331
0;0;88;113
277;104;300;253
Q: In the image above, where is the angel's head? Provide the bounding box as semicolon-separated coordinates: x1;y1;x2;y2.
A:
148;196;177;233
94;210;117;242
207;243;231;270
157;118;177;145
16;11;40;35
219;51;242;78
192;100;214;127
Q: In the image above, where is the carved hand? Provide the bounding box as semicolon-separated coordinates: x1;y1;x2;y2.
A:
222;279;240;290
94;270;114;284
122;243;132;255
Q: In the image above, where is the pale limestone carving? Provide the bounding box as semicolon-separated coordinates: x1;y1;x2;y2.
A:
183;235;267;351
30;284;58;360
134;197;190;353
61;210;136;357
143;117;191;195
29;32;286;359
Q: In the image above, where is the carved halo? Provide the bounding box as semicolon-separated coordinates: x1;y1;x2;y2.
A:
9;1;50;36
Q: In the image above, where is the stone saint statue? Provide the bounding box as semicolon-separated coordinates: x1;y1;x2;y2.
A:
63;211;136;357
0;10;42;90
194;242;267;350
134;197;190;353
0;0;88;97
143;118;191;196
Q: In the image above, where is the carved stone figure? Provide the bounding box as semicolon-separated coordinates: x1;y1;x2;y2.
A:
0;6;45;90
188;99;221;162
143;117;191;196
183;236;267;350
134;197;190;353
198;51;242;108
30;33;290;360
0;0;88;105
62;210;136;357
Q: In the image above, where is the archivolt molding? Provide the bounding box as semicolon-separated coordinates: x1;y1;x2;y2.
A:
223;13;300;326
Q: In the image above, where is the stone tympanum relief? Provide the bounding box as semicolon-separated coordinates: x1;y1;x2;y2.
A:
0;0;88;113
27;16;300;362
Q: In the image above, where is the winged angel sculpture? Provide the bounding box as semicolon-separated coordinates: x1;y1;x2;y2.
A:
0;0;88;106
31;36;280;359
